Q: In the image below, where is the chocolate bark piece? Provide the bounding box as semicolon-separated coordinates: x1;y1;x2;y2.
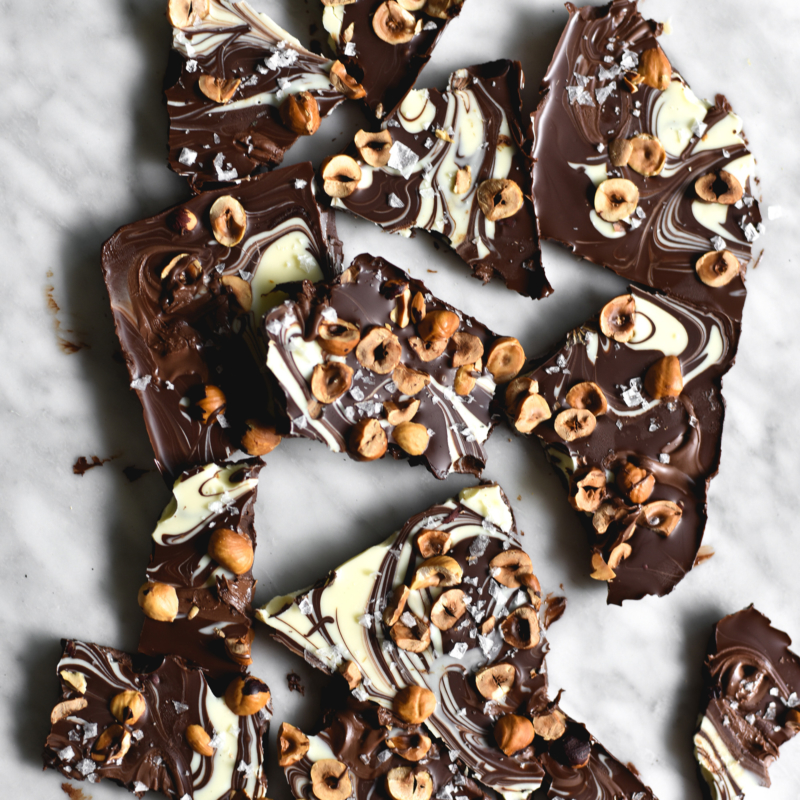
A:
262;254;518;479
258;484;551;798
102;163;341;480
325;62;551;300
505;286;735;604
43;639;270;799
693;607;800;799
321;0;466;121
138;460;262;689
531;0;761;329
166;0;345;192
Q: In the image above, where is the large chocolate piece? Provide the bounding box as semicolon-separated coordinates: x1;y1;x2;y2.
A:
325;62;551;300
505;286;735;604
531;0;761;329
102;163;340;479
321;0;466;121
693;607;800;799
262;254;522;479
43;639;270;799
166;0;345;192
138;460;262;688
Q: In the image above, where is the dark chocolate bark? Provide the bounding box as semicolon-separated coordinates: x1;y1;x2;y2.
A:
321;0;466;121
326;62;551;300
102;163;340;480
138;460;262;689
506;286;735;604
166;0;345;192
43;639;270;799
694;607;800;799
531;0;761;329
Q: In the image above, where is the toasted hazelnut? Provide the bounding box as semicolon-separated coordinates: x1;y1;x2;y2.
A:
278;722;310;767
595;178;639;222
409;555;463;590
386;732;432;762
430;588;467;630
393;422;430;456
209;196;246;247
317;319;360;356
310;362;354;404
220;275;252;313
623;72;644;93
391;612;431;653
51;698;88;725
416;529;452;558
454;364;477;396
696;250;741;288
392;363;431;395
590;552;616;581
354;129;393;167
356;327;402;374
607;542;632;569
592;501;629;535
425;0;463;18
644;355;683;399
489;549;534;588
198;74;241;104
695;170;744;205
600;294;637;342
623;133;666;177
409;336;447;362
194;384;226;424
138;581;179;623
60;670;87;695
417;310;460;343
225;629;255;666
225;676;270;716
477;179;524;221
510;392;551;434
385;766;433;800
554;408;597;441
110;691;146;725
321;154;363;198
311;759;352;800
494;714;534;756
168;206;199;235
410;292;426;324
569;467;607;513
391;287;413;329
208;528;254;574
451;332;484;368
639;500;683;536
385;399;420;425
373;2;418;45
188;605;200;620
450;165;472;195
340;660;362;690
330;60;366;100
638;46;672;91
241;419;281;456
500;606;541;650
348;419;388;461
91;724;131;763
558;732;592;768
168;0;210;28
280;91;321;136
533;708;567;741
504;375;537;408
486;337;525;383
393;686;436;724
383;585;411;627
479;616;496;635
186;724;215;757
617;462;655;504
475;663;515;701
566;381;608;416
785;709;800;733
609;137;634;167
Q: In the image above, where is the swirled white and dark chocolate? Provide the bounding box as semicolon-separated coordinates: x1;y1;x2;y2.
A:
328;62;552;300
139;461;262;688
693;607;800;800
531;0;761;330
321;0;466;121
166;0;345;192
262;254;503;480
102;163;341;479
513;286;735;604
43;640;270;799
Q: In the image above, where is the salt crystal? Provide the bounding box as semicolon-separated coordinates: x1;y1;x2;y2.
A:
770;687;780;696
358;613;373;628
265;42;299;71
82;722;98;742
692;119;708;138
745;714;756;725
178;147;197;166
469;535;490;558
76;759;96;776
477;633;496;659
636;206;646;219
388;142;419;179
173;700;189;713
598;63;622;81
185;59;197;73
463;576;478;587
316;645;345;669
450;642;469;659
400;611;417;627
597;143;605;153
420;185;435;199
740;220;759;242
295;178;308;190
359;754;371;764
130;375;152;391
620;378;644;408
237;759;254;777
711;235;726;251
566;86;594;106
603;55;614;63
133;781;149;793
213;152;238;182
616;420;623;430
298;594;314;616
764;702;777;721
595;82;616;104
344;42;356;57
352;685;369;702
659;453;670;464
57;746;74;761
376;749;393;764
388;193;405;209
649;418;659;432
423;21;437;30
632;108;640;117
488;581;506;608
784;692;799;707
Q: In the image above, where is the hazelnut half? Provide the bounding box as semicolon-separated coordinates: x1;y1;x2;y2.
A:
411;292;426;324
409;336;447;362
416;529;452;558
393;422;430;456
385;399;420;426
110;691;146;725
639;500;683;536
280;91;321;136
340;660;362;689
168;206;199;235
454;365;477;396
617;462;655;504
330;61;366;100
91;724;131;763
392;363;431;395
278;722;310;767
220;275;253;312
637;46;672;91
592;501;629;535
533;708;567;741
310;362;354;404
349;418;388;461
390;612;431;653
453;166;472;195
356;327;402;374
590;552;616;581
486;337;525;383
373;2;418;45
318;318;360;356
198;75;241;104
417;310;460;343
386;767;433;800
644;355;683;399
208;528;254;574
354;129;393;167
51;698;87;725
553;408;597;441
477;179;524;221
594;178;639;222
241;420;281;456
430;588;467;630
209;196;247;247
489;549;534;588
224;676;271;716
599;294;637;342
186;724;215;757
696;250;741;288
695;170;744;205
386;732;432;762
505;375;538;410
311;760;352;800
451;332;484;368
500;606;541;650
168;0;210;28
138;581;179;623
383;585;411;627
627;134;666;177
565;381;607;416
607;542;632;569
609;137;634;167
568;467;607;513
510;392;551;434
494;714;534;756
225;629;255;666
321;154;363;198
475;663;515;701
409;555;463;590
194;384;227;424
393;686;436;724
425;0;463;18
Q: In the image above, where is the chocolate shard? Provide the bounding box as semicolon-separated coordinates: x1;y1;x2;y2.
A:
693;607;800;799
166;0;345;192
504;285;735;604
321;0;467;121
102;163;341;480
262;253;525;479
323;61;551;300
43;639;270;799
138;460;262;688
531;0;761;331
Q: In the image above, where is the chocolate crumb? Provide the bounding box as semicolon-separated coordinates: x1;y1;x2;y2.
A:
544;595;567;629
73;456;112;476
61;783;91;800
287;671;305;695
626;762;641;777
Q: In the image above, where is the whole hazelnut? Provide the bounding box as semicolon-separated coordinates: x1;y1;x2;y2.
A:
494;714;534;756
393;686;436;724
224;676;271;716
138;581;179;623
280;91;321;136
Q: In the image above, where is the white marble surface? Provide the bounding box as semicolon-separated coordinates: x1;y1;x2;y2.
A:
1;0;799;797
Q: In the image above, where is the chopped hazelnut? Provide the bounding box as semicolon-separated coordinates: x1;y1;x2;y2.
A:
51;698;88;725
384;398;420;425
565;381;607;416
385;767;434;800
411;291;426;324
489;549;534;588
617;462;655;504
311;760;352;800
553;408;597;441
241;419;281;456
592;501;629;535
500;606;541;649
594;178;639;222
393;686;436;724
477;179;524;221
383;585;411;627
60;670;87;695
390;611;431;653
391;286;413;329
785;709;800;733
168;206;198;235
220;275;252;312
494;714;534;756
330;61;366;100
321;154;363;198
138;581;179;623
416;310;460;343
392;363;431;395
278;722;310;767
475;663;515;701
627;133;666;177
354;129;393;167
310;362;354;404
696;250;741;288
110;691;146;725
186;724;215;757
208;528;254;574
194;384;226;424
91;724;131;763
386;732;432;762
409;555;463;590
425;0;463;18
453;166;472;195
209;196;247;247
356;327;402;374
280;91;321;136
599;294;637;342
479;616;496;635
453;365;477;396
486;337;525;383
644;355;683;399
590;552;616;581
408;336;447;362
695;170;744;205
340;660;362;690
510;392;551;434
639;500;682;536
225;629;255;666
198;75;241;104
168;0;210;28
224;676;270;716
373;1;418;45
416;529;452;558
568;467;607;513
637;46;672;91
349;418;388;462
451;332;484;368
430;588;468;630
607;542;632;569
